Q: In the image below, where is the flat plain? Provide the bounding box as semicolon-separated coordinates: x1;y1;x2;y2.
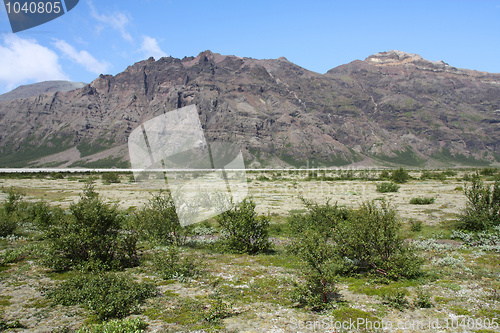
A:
0;170;499;333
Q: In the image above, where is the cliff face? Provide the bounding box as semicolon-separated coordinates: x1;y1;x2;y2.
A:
0;50;499;168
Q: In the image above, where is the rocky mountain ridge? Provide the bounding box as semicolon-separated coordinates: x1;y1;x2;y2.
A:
0;50;499;168
0;81;87;101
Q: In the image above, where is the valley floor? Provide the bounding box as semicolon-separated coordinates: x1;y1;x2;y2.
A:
0;171;499;332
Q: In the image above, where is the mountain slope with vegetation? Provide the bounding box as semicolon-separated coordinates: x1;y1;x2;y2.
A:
0;50;499;168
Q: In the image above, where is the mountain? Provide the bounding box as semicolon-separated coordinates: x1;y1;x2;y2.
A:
0;81;87;101
0;50;499;168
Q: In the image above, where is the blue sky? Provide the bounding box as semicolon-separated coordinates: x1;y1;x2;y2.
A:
0;0;499;94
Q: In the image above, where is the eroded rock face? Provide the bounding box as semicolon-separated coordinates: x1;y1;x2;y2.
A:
0;50;499;168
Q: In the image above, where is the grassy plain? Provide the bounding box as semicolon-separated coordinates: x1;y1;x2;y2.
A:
0;170;499;332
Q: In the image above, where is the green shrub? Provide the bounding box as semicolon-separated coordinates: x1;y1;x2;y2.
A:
133;190;184;245
204;291;232;324
0;209;17;237
290;267;338;311
27;201;64;233
409;219;423;232
76;318;148;333
288;201;348;310
0;245;34;266
152;246;198;281
379;170;390;180
0;188;25;237
334;200;422;280
43;182;138;271
101;172;121;184
414;289;433;308
0;319;25;330
420;171;433;180
376;182;400;193
459;175;500;231
442;170;457;177
46;272;156;321
420;171;447;181
288;199;422;309
480;167;498;176
409;197;436;205
256;175;270;181
462;173;472;181
382;290;410;311
50;172;65;179
3;188;23;214
391;167;410;184
216;198;270;254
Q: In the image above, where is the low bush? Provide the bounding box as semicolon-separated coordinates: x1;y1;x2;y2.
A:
50;172;65;179
459;174;500;231
409;219;423;232
288;199;422;309
0;209;17;237
46;272;157;321
379;170;390;180
27;201;64;233
480;167;498;176
414;289;433;308
0;245;35;266
391;167;411;184
442;170;457;177
382;290;410;311
0;188;25;237
43;182;138;271
132;190;184;245
256;175;270;181
204;291;232;324
216;198;270;254
76;318;148;333
0;319;25;330
288;201;348;310
376;182;400;193
409;197;436;205
101;172;121;184
462;173;473;181
152;246;198;282
420;171;447;181
335;200;422;280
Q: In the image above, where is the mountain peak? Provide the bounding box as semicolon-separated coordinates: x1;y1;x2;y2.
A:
365;50;424;64
364;50;456;70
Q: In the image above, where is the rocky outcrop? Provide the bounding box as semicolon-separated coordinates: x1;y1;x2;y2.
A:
0;50;499;168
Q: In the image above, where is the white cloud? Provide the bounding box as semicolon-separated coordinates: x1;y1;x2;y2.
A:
53;39;110;75
88;2;133;42
0;34;68;92
141;36;168;59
